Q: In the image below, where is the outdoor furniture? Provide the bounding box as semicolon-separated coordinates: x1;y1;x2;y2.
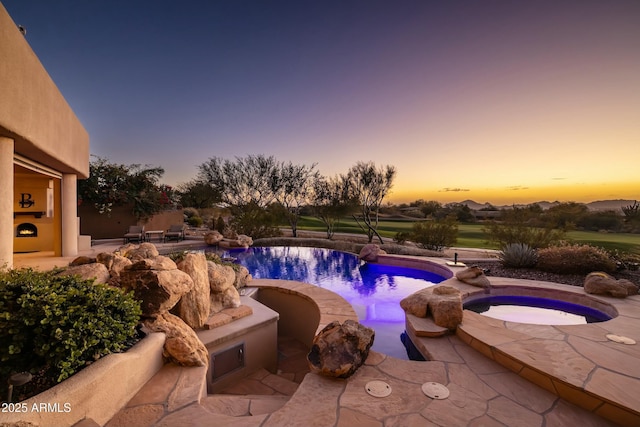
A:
145;230;165;242
123;225;144;243
164;224;186;242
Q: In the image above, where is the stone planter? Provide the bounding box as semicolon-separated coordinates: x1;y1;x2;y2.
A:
2;333;166;427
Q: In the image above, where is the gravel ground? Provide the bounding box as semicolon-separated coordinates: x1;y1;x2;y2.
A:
471;260;640;289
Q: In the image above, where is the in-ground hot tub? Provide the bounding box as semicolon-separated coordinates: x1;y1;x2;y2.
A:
463;285;618;325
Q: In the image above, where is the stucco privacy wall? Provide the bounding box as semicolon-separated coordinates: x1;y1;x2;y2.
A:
0;3;89;175
0;2;89;267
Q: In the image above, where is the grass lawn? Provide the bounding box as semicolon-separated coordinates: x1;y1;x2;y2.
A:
296;216;639;253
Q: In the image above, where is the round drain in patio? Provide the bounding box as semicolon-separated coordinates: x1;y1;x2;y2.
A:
422;382;449;399
365;380;391;398
606;334;636;345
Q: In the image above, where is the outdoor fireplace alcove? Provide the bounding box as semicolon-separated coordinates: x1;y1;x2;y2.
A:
16;223;38;238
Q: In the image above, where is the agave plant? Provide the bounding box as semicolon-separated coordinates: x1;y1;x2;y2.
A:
499;243;538;268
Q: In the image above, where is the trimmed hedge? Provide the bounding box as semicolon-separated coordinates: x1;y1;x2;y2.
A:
0;269;141;384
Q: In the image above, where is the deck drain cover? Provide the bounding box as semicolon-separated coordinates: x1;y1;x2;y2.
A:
365;380;391;397
422;382;449;399
606;334;636;345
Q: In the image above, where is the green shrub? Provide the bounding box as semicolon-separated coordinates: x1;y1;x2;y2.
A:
499;243;538;268
187;215;203;227
0;269;141;385
183;207;199;218
410;217;458;251
483;222;565;249
393;231;410;245
536;244;616;274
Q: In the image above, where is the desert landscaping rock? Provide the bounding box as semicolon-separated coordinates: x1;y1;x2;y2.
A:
584;271;638;298
174;252;211;329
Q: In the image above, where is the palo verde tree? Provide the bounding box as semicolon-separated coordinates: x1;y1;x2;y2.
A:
343;161;396;243
77;156;170;221
311;174;354;239
271;161;319;237
197;155;282;237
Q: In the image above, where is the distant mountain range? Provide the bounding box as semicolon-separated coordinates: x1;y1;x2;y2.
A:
457;199;636;212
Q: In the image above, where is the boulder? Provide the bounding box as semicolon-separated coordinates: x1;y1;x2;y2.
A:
123;242;160;261
236;234;253;248
96;252;132;283
584;272;638;298
210;286;241;314
57;262;110;284
144;312;208;367
455;266;491;290
128;256;178;271
359;244;386;262
207;261;241;313
204;230;224;246
429;286;463;330
69;255;96;266
207;261;236;292
174;253;211;329
400;288;432;318
233;265;252;289
307;320;375;378
120;264;194;317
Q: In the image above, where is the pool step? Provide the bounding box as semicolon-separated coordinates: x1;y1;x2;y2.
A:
406;313;449;337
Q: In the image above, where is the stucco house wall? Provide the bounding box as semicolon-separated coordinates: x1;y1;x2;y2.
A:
0;2;89;267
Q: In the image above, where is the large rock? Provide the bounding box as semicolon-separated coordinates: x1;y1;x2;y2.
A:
204;230;223;246
96;252;132;283
233;265;252;289
400;288;431;318
455;266;491;291
307;320;374;378
359;244;386;262
122;242;160;261
584;272;638;298
57;262;110;284
120;261;194;317
429;286;463;330
144;312;208;366
175;253;211;329
207;261;241;313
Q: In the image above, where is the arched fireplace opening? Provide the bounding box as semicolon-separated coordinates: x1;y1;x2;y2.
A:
16;223;38;238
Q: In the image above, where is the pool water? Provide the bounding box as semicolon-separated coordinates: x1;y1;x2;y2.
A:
464;295;612;325
220;246;445;359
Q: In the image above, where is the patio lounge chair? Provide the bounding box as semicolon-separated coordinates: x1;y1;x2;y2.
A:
123;225;145;244
164;224;186;242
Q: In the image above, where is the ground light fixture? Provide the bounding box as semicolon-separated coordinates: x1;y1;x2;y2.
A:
7;372;33;403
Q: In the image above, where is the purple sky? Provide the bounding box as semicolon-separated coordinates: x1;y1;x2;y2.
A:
4;0;639;204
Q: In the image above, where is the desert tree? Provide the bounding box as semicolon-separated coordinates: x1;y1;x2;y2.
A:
176;180;221;209
271;161;319;237
197;155;281;237
343;161;396;243
311;174;353;239
78;156;167;220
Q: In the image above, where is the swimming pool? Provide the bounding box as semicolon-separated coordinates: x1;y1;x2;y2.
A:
220;246;446;359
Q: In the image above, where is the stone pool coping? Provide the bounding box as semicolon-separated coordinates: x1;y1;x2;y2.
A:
107;274;629;427
408;275;640;426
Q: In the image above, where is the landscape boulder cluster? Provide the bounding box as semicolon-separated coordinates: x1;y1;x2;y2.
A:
60;243;252;367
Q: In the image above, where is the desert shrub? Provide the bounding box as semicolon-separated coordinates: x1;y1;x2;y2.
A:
187;215;203;227
183;207;199;218
499;243;538;268
0;269;141;386
230;203;283;239
608;249;640;271
410;217;458;251
536;244;616;274
215;215;226;233
393;231;410;245
483;222;565;249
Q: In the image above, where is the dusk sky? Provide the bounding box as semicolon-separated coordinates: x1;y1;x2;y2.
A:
4;1;639;204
